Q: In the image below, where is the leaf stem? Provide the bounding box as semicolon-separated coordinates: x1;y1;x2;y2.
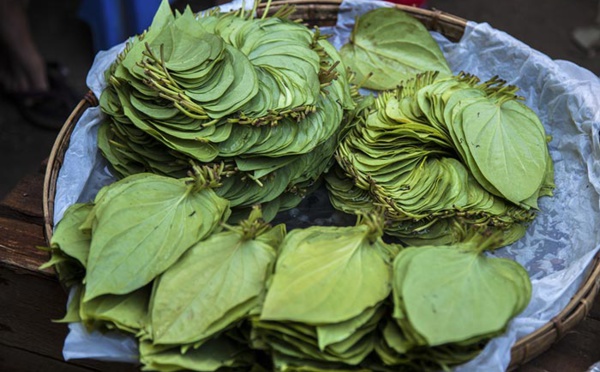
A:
223;205;271;241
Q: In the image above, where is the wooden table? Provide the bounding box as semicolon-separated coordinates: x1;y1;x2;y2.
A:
1;163;599;372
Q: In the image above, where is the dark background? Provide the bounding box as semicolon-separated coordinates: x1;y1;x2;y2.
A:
1;0;598;198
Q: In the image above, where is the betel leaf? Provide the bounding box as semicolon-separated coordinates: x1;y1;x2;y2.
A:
458;97;548;204
54;285;83;324
271;351;363;372
41;203;93;286
394;243;531;346
84;172;230;301
49;202;93;268
316;305;380;351
260;217;394;325
139;336;254;372
79;285;151;334
149;210;281;345
340;7;451;91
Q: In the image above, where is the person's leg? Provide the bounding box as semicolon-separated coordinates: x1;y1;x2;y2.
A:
0;0;79;129
0;0;48;93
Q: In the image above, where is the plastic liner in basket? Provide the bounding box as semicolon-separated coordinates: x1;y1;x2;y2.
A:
52;1;600;371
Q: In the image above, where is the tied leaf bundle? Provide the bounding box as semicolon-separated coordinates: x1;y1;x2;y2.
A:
256;214;400;368
83;170;231;301
138;207;285;370
376;234;531;371
46;167;231;302
145;207;284;347
47;199;284;370
98;0;355;221
327;71;554;247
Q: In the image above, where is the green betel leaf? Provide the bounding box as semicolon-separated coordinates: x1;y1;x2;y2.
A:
41;203;94;286
139;336;254;372
260;222;393;324
271;351;365;372
459;98;548;204
79;285;151;334
51;203;93;267
150;209;280;345
396;245;531;346
54;286;83;324
340;8;451;91
84;173;230;301
316;305;380;351
330;71;552;245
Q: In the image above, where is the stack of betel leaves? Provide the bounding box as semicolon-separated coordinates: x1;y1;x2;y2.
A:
44;1;556;371
327;8;554;247
377;232;532;370
255;213;399;369
98;0;355;221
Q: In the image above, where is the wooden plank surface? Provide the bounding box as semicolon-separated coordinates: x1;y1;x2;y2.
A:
0;343;100;372
0;162;46;223
0;266;70;359
0;216;51;275
0;162;50;275
0;167;139;372
1;166;599;371
0;266;138;372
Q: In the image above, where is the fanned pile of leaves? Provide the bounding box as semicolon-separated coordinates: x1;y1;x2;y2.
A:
255;214;398;369
326;7;554;247
44;3;557;371
327;71;554;246
45;169;277;371
378;233;531;371
98;0;354;221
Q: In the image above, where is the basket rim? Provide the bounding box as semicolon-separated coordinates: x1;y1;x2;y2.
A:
259;0;468;41
41;1;598;370
42;92;98;244
509;251;600;368
260;0;468;22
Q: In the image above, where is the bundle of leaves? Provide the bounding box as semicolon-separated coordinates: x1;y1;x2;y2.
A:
98;0;355;221
45;172;285;371
138;207;285;371
327;71;555;246
376;233;531;371
255;214;399;369
45;166;231;298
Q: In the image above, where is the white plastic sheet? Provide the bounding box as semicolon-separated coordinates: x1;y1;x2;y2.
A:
55;1;600;370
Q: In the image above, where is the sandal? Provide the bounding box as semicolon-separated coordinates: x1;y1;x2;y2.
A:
6;62;80;130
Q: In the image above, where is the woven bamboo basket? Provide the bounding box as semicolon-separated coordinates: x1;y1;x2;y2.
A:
42;0;600;370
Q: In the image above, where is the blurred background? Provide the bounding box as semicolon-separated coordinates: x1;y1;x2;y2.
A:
0;0;598;199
